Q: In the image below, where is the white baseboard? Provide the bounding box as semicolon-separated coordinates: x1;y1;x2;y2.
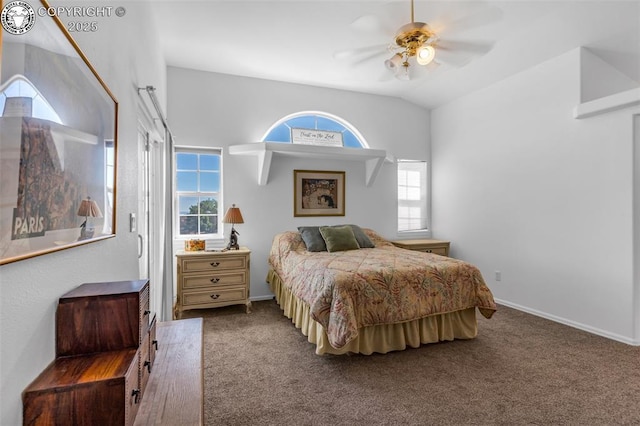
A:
494;298;640;346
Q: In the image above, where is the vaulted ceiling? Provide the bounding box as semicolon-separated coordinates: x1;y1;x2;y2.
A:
151;1;640;109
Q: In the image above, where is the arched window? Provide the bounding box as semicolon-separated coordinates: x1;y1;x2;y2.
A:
0;75;62;124
261;111;368;148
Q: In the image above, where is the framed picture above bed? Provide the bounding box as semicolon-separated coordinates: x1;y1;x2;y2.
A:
293;170;345;217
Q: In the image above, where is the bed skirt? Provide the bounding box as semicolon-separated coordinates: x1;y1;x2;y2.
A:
267;269;478;355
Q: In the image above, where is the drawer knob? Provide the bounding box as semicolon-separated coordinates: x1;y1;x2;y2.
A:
144;360;152;373
152;339;158;350
210;294;220;300
143;309;151;316
210;262;220;267
132;389;141;404
210;277;220;283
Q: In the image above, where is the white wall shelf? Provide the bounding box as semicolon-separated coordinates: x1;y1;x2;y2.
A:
228;142;390;186
574;88;640;119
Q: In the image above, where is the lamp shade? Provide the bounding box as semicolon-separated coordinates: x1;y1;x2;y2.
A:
385;53;403;70
416;45;435;65
222;204;244;224
77;197;103;218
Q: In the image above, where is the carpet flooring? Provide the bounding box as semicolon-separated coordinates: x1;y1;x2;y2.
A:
182;300;640;425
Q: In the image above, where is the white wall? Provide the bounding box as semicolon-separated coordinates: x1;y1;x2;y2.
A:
431;48;639;344
0;3;166;424
167;67;430;300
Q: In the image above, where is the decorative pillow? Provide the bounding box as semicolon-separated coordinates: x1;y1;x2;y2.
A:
319;225;360;253
297;226;327;252
346;224;375;248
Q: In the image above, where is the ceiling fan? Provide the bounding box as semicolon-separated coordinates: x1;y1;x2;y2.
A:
336;0;500;81
385;0;439;80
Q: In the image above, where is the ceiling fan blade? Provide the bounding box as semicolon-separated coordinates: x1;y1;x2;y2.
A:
386;60;440;82
432;5;503;36
432;39;494;68
349;2;408;38
408;60;441;79
427;38;493;68
424;60;441;72
433;51;472;68
333;44;389;63
436;39;494;55
333;44;387;60
350;13;393;36
378;69;396;82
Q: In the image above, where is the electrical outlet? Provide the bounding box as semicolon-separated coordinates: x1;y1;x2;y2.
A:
495;270;502;282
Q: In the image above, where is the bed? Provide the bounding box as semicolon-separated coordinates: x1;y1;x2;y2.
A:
267;225;497;355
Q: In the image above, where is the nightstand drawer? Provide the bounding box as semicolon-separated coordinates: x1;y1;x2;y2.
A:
181;255;247;273
392;239;450;257
182;287;247;307
416;247;448;256
182;271;247;290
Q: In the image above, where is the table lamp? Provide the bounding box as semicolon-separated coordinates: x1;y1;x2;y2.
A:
222;204;244;250
77;196;103;240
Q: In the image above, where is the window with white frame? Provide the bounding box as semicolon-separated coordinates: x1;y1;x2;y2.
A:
174;147;222;238
397;160;428;232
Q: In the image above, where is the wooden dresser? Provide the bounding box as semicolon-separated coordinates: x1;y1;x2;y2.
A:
392;239;450;256
175;248;251;318
23;280;157;426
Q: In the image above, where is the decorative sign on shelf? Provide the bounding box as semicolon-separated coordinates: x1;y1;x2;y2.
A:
291;128;343;147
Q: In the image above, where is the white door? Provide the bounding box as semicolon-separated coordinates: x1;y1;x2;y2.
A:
137;127;150;282
137;123;168;319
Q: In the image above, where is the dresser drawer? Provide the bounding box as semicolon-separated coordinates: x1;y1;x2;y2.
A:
182;270;247;290
182;287;247;307
181;255;247;273
139;285;150;346
148;317;157;370
125;350;141;426
24;349;139;426
138;333;151;399
56;280;150;357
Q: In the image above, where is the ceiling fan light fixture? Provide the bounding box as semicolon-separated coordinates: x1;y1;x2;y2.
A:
395;65;410;81
416;45;435;65
385;53;403;70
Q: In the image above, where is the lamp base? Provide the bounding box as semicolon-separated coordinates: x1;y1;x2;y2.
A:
78;228;94;241
226;226;240;250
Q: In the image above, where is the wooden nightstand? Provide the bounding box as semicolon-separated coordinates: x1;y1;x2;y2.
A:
392;239;450;256
175;248;251;319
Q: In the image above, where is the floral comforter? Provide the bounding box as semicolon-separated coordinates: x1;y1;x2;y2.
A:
268;230;497;349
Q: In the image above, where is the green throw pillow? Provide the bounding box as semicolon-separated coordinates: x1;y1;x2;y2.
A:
319;225;360;253
345;224;375;248
298;226;327;252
